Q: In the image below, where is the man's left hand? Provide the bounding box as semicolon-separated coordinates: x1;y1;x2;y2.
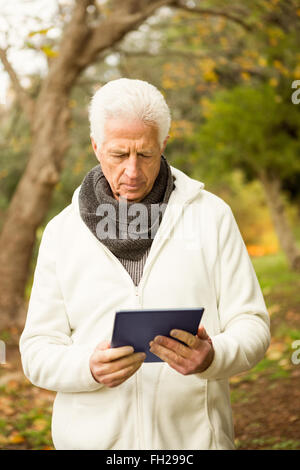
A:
149;325;214;375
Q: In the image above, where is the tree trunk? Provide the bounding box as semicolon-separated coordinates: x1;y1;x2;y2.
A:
0;94;71;328
0;0;176;328
258;170;300;271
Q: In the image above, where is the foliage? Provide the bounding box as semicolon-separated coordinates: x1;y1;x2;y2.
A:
190;83;300;183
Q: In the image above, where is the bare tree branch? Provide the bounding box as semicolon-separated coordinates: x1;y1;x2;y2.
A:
173;1;253;31
38;0;95;96
0;47;35;123
76;0;175;69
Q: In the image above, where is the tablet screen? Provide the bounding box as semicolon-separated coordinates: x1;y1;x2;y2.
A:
111;307;205;362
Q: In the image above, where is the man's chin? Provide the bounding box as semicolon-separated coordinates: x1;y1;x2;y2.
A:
118;187;148;203
123;194;144;203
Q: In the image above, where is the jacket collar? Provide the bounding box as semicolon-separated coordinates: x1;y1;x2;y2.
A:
71;165;205;287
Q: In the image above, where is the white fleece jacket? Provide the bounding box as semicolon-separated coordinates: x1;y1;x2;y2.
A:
19;165;270;450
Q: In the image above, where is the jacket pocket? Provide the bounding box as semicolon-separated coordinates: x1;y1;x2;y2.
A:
52;386;128;450
74;386;125;449
153;364;214;449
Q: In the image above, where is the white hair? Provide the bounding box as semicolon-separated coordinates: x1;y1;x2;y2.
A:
89;78;171;148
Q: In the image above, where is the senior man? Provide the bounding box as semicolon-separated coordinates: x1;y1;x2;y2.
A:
20;78;270;450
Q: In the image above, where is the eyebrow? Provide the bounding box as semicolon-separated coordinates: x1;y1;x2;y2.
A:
108;148;156;154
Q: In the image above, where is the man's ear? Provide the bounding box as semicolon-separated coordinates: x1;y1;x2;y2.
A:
161;135;170;154
91;136;97;154
91;137;101;163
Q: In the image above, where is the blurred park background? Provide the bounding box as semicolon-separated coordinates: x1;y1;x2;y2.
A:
0;0;300;450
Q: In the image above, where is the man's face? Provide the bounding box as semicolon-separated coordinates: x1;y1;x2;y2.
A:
91;119;168;203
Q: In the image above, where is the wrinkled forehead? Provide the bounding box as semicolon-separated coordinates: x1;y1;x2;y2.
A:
103;118;160;148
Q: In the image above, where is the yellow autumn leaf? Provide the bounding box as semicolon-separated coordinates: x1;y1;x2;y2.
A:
241;72;251;81
28;28;52;37
41;45;58;58
269;77;279;87
8;433;25;444
162;77;176;90
293;64;300;78
258;56;267;67
203;69;218;83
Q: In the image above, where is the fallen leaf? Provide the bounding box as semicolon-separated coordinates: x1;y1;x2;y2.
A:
32;418;48;431
0;397;15;416
8;433;25;444
0;434;8;445
268;304;280;316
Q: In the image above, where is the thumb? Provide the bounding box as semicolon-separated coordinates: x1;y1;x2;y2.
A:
197;325;209;340
197;325;213;346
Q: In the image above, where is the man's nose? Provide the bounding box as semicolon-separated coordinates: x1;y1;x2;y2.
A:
124;154;140;180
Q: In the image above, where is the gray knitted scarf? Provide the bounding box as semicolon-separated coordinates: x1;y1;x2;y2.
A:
79;155;175;261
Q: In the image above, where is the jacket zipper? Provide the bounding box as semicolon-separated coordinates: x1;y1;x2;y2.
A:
91;192;200;450
134;285;146;450
129;283;144;449
96;244;145;448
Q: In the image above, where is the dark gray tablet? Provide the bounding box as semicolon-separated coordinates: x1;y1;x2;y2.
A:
110;307;205;362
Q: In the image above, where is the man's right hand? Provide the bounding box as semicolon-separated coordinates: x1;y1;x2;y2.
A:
89;340;146;388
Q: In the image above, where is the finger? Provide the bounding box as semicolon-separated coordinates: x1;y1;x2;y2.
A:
96;340;111;350
169;329;200;349
95;345;135;363
149;340;187;367
98;352;146;375
150;335;191;359
100;360;142;386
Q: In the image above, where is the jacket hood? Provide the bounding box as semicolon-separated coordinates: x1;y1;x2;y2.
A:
71;164;205;213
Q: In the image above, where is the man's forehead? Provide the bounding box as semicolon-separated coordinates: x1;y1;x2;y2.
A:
107;143;158;152
104;119;159;142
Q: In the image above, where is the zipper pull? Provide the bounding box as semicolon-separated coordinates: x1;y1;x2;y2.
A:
135;285;140;306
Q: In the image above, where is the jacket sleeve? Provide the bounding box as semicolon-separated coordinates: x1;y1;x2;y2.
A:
198;204;271;380
19;219;103;393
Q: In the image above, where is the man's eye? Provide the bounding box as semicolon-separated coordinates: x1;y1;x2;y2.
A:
139;154;151;158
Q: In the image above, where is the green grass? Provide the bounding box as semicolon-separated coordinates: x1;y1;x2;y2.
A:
252;250;300;294
230;388;252;404
236;437;300;450
273;325;300;340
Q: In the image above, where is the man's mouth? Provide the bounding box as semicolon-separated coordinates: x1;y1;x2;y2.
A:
123;183;142;189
